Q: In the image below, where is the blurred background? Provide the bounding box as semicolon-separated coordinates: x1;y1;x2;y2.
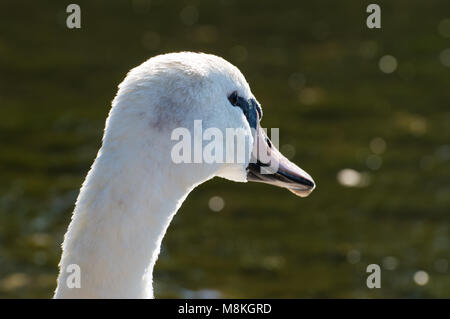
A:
0;0;449;298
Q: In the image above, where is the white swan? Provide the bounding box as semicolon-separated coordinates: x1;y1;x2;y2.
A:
54;52;315;298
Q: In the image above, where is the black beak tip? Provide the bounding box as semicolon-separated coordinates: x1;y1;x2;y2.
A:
277;170;315;189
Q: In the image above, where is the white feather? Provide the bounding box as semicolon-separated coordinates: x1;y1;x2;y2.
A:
54;52;255;298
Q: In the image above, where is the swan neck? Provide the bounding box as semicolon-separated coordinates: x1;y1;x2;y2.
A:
54;149;194;298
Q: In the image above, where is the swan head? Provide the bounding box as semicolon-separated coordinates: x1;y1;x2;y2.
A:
107;52;315;197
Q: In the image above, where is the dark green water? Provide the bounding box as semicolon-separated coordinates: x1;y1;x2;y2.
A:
0;0;449;298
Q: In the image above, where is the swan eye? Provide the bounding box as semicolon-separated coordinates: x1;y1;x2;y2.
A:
228;91;259;129
228;91;238;106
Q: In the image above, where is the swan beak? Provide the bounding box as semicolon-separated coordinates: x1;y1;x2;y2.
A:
246;126;316;198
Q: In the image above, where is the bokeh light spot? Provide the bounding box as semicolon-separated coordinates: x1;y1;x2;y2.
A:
439;48;450;67
382;256;399;270
370;137;387;154
337;169;370;187
438;19;450;38
208;196;225;212
379;55;398;74
413;270;429;286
